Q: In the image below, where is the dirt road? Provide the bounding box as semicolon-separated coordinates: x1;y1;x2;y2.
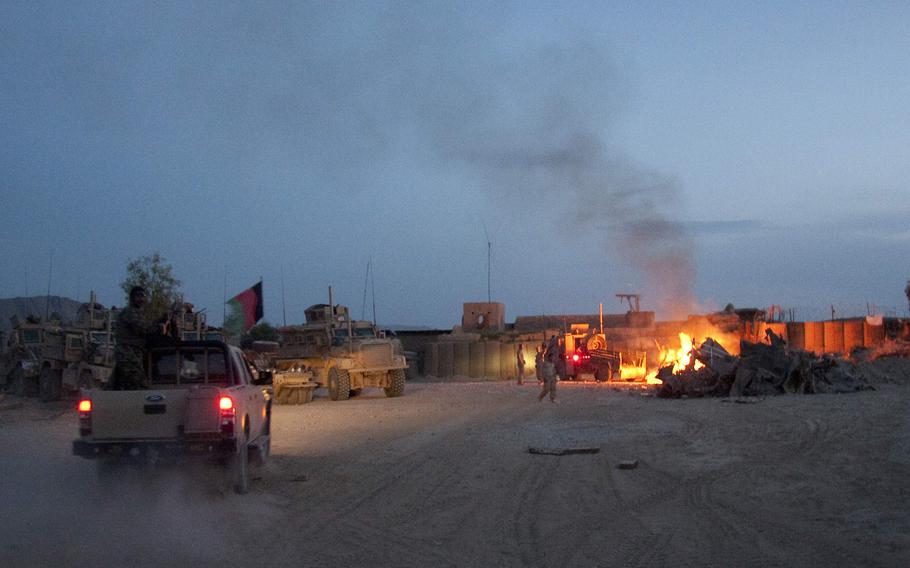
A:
1;381;909;567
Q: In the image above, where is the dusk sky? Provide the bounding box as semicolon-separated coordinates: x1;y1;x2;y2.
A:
2;1;908;328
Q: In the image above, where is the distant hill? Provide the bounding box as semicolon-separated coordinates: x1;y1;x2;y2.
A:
0;296;84;335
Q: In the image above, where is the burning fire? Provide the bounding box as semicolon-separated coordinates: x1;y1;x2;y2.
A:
646;332;706;384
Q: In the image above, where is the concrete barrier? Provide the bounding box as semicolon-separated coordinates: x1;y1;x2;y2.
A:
469;342;484;378
787;322;806;350
438;341;454;378
453;342;470;377
823;321;845;354
804;322;824;354
425;343;439;378
484;342;500;378
499;342;514;379
843;319;864;353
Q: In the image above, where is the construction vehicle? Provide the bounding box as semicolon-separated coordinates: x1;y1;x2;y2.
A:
274;289;407;401
561;301;648;382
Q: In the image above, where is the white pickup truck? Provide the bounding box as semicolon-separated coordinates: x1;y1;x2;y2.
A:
72;340;272;494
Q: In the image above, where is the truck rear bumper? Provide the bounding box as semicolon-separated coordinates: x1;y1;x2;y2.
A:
73;438;237;459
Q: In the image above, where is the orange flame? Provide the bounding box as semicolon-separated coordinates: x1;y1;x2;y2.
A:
646;332;707;384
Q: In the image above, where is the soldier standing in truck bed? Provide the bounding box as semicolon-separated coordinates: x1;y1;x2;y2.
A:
110;286;165;390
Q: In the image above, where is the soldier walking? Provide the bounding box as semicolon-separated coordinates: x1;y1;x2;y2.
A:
110;286;166;390
516;343;526;385
538;357;557;403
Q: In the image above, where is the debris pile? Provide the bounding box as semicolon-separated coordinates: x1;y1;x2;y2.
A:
656;331;872;398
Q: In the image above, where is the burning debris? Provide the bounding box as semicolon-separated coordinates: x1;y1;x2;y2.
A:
654;330;872;398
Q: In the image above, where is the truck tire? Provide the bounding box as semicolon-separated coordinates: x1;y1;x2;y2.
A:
78;370;94;391
328;367;351;401
38;368;62;402
384;368;406;398
8;368;24;395
229;429;250;494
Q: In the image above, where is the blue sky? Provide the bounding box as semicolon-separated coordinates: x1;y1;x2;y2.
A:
1;1;908;327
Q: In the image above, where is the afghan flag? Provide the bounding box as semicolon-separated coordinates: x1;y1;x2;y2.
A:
225;281;263;336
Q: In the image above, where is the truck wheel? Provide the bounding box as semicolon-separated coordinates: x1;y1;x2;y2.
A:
384;369;406;398
229;430;250;494
78;370;94;391
8;368;25;396
328;368;350;401
39;368;62;402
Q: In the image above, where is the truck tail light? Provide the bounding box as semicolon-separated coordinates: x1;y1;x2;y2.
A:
572;353;580;363
78;398;92;436
219;396;235;435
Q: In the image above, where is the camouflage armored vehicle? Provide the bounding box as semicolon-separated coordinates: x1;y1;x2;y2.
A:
275;302;407;401
36;297;117;401
2;295;117;401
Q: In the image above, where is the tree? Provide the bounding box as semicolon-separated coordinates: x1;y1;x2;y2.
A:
120;252;182;320
242;321;280;347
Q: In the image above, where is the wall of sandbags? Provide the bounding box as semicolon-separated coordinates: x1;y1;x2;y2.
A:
424;340;537;379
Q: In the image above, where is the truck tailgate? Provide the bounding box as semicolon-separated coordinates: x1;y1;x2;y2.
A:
90;390;189;440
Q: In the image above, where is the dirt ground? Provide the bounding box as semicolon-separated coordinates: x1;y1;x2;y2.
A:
1;379;909;567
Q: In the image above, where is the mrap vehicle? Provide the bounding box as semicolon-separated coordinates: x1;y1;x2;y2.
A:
72;340;272;494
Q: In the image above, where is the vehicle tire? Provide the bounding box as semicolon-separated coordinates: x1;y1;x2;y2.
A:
38;368;62;402
384;368;406;398
229;428;250;495
78;370;94;391
251;434;270;467
8;367;25;396
327;367;351;401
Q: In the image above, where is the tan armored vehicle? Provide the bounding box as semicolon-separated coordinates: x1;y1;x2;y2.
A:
37;297;117;401
275;302;407;401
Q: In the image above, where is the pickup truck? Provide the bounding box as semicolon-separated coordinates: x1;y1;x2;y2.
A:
72;340;272;494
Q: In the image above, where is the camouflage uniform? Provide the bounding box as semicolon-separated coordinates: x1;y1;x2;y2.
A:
516;344;526;385
112;305;158;390
538;359;557;403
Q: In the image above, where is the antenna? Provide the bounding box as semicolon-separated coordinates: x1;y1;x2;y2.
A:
281;264;287;326
482;220;491;303
370;256;377;327
24;262;31;316
361;258;371;320
45;250;54;320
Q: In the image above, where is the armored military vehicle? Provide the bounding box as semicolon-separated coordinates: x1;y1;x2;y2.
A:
275;299;407;401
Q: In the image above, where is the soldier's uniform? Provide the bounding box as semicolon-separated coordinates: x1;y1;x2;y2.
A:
538;359;557;403
112;305;158;390
516;344;526;385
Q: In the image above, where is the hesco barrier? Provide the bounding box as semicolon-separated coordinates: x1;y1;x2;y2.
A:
424;340;536;380
774;319;884;355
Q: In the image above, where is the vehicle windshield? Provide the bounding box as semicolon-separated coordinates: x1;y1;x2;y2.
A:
21;330;41;344
90;332;112;345
149;347;230;386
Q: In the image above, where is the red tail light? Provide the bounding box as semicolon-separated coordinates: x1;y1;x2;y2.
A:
572;354;580;363
78;399;92;436
219;396;235;435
